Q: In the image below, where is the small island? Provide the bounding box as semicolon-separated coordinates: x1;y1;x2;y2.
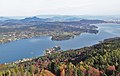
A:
0;17;104;44
0;37;120;76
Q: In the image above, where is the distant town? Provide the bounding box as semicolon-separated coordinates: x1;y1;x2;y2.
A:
0;16;119;44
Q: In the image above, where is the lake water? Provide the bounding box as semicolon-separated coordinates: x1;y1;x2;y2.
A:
0;23;120;63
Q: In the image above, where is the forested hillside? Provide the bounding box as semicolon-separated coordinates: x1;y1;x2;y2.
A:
0;37;120;76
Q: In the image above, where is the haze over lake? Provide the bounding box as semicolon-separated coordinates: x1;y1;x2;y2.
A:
0;23;120;63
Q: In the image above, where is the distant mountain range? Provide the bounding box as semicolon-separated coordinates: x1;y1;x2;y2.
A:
0;15;119;25
0;17;10;21
0;15;120;22
0;16;106;26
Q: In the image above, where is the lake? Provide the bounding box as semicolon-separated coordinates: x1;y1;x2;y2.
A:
0;23;120;63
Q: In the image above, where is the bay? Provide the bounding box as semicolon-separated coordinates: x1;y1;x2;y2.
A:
0;23;120;63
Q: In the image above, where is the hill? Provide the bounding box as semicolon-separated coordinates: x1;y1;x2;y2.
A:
0;37;120;76
0;16;102;44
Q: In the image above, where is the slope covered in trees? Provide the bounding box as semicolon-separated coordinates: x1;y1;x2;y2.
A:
0;37;120;76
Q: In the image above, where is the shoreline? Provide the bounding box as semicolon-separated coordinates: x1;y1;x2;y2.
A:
0;30;98;45
2;37;120;65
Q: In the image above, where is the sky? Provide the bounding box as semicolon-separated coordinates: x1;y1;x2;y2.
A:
0;0;120;16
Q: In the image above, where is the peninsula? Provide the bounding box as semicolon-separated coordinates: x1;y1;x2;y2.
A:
0;16;105;44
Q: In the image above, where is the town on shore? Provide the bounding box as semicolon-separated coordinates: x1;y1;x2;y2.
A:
0;16;108;44
0;37;120;76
